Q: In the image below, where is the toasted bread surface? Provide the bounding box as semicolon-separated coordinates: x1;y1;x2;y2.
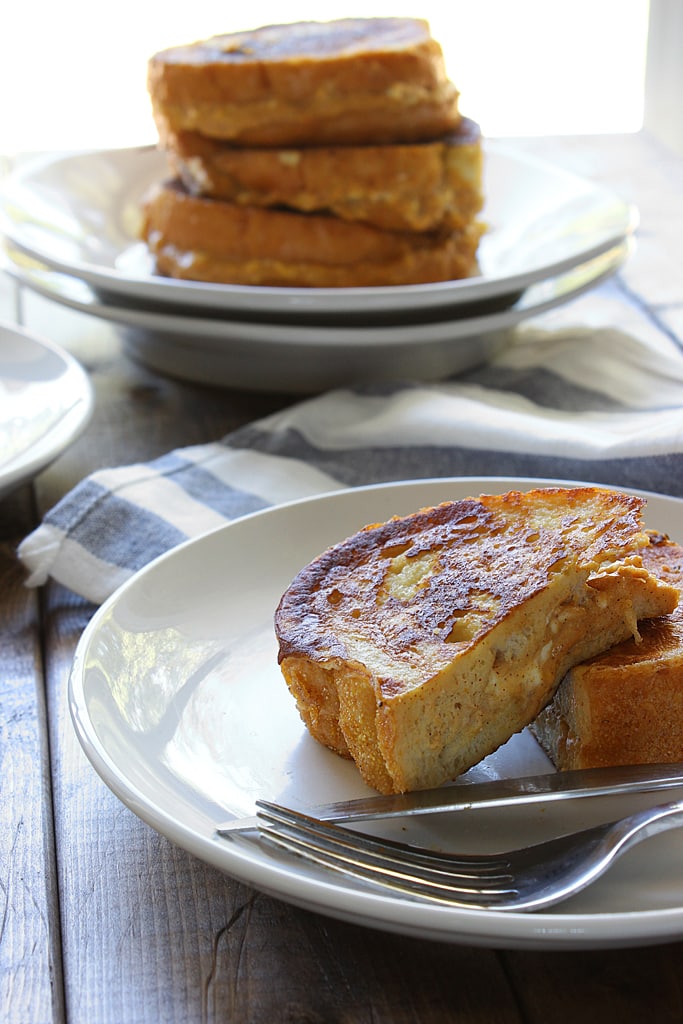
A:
162;119;483;233
275;488;679;793
141;180;483;287
532;533;683;770
148;18;460;146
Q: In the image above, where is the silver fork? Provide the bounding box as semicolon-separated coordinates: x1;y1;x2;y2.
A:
248;798;683;912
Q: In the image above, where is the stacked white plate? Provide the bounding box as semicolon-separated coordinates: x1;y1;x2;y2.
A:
0;144;637;392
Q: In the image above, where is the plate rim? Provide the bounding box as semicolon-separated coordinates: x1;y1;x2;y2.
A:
68;474;683;949
1;142;638;317
2;239;631;347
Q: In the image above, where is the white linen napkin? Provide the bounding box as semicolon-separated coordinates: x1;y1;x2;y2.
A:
18;322;683;605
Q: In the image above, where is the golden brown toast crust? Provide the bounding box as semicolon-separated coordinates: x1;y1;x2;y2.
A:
141;180;483;287
163;119;483;233
148;18;461;146
532;533;683;770
275;488;679;793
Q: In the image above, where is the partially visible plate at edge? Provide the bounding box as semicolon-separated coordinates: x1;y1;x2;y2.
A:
68;476;683;950
0;321;93;499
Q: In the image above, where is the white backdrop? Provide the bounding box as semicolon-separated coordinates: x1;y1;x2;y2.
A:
1;1;649;152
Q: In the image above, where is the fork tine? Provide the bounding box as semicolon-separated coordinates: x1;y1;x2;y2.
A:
256;801;517;904
257;822;515;906
257;800;512;878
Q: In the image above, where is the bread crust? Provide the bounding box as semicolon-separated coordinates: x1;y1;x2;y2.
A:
141;180;484;287
532;533;683;770
274;488;679;793
148;18;460;146
162;119;483;233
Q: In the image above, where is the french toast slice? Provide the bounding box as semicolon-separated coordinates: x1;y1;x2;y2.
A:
161;118;483;234
141;180;483;287
274;487;679;794
532;533;683;770
147;18;460;147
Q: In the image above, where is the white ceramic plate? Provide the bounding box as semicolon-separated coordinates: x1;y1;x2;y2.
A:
4;242;629;393
69;476;683;949
0;321;93;499
0;144;637;319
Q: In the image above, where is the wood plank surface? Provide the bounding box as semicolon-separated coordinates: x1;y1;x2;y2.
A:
0;516;65;1024
502;944;683;1023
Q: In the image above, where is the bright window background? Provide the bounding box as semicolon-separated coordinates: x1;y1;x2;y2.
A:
1;1;649;152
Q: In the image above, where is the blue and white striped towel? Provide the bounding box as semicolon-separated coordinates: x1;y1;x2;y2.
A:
18;320;683;605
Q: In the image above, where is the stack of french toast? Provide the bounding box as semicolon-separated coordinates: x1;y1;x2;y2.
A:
142;17;485;287
275;486;683;794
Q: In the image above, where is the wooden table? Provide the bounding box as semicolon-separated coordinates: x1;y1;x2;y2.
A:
2;132;683;1023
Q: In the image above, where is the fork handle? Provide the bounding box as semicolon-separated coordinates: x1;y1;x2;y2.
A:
606;799;683;855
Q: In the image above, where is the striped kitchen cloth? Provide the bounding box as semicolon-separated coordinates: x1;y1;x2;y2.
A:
17;320;683;605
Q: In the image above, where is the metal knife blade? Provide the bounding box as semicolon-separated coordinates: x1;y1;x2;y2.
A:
215;762;683;835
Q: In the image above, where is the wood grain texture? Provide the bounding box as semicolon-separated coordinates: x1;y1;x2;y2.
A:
502;944;683;1023
0;538;64;1024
